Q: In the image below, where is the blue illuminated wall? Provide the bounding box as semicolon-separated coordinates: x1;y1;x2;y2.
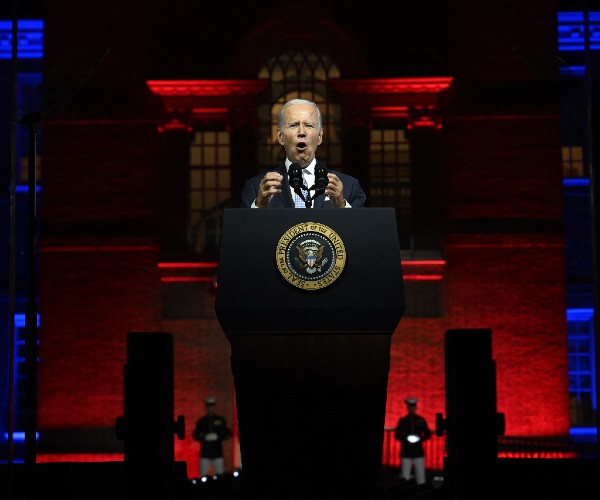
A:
557;11;600;51
0;19;44;59
558;9;598;435
0;19;43;463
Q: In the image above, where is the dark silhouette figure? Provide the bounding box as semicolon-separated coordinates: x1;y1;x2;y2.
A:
192;396;232;477
395;397;432;485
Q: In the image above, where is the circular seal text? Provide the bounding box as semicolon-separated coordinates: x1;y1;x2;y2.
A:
275;222;346;291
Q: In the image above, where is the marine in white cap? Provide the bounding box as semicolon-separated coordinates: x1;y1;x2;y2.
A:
193;395;232;477
394;396;432;485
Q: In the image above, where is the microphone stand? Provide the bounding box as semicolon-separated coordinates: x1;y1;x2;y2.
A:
305;186;325;208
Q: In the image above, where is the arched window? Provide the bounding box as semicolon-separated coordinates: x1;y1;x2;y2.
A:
256;47;342;169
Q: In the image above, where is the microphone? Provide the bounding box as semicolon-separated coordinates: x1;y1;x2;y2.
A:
315;164;328;190
288;162;310;206
288;163;304;189
309;164;328;202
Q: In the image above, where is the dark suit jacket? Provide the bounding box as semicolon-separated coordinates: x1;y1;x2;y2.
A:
240;162;367;208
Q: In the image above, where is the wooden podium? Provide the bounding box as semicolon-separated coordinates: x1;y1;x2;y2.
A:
215;208;405;500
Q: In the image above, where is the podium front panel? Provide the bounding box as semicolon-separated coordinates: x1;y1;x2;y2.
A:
215;208;405;335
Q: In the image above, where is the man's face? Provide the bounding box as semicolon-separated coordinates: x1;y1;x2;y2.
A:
277;103;323;167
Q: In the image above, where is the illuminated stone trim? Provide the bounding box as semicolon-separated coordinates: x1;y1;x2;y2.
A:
147;79;268;96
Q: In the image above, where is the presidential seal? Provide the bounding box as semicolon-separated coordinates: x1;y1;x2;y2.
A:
275;222;346;291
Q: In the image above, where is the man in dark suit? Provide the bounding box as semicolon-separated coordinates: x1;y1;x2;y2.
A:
240;98;366;209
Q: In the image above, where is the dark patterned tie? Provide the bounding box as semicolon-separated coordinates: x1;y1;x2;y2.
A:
293;168;309;208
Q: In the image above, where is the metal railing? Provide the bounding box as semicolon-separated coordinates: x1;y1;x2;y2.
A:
382;429;585;472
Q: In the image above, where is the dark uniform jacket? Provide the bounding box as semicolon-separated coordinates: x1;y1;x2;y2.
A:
394;413;432;458
193;414;232;458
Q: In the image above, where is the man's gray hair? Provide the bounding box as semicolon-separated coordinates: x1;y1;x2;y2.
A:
278;99;323;130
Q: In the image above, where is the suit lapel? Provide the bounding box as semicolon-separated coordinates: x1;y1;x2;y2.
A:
312;191;327;208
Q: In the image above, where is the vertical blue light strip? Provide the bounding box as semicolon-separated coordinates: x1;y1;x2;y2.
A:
0;19;44;59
